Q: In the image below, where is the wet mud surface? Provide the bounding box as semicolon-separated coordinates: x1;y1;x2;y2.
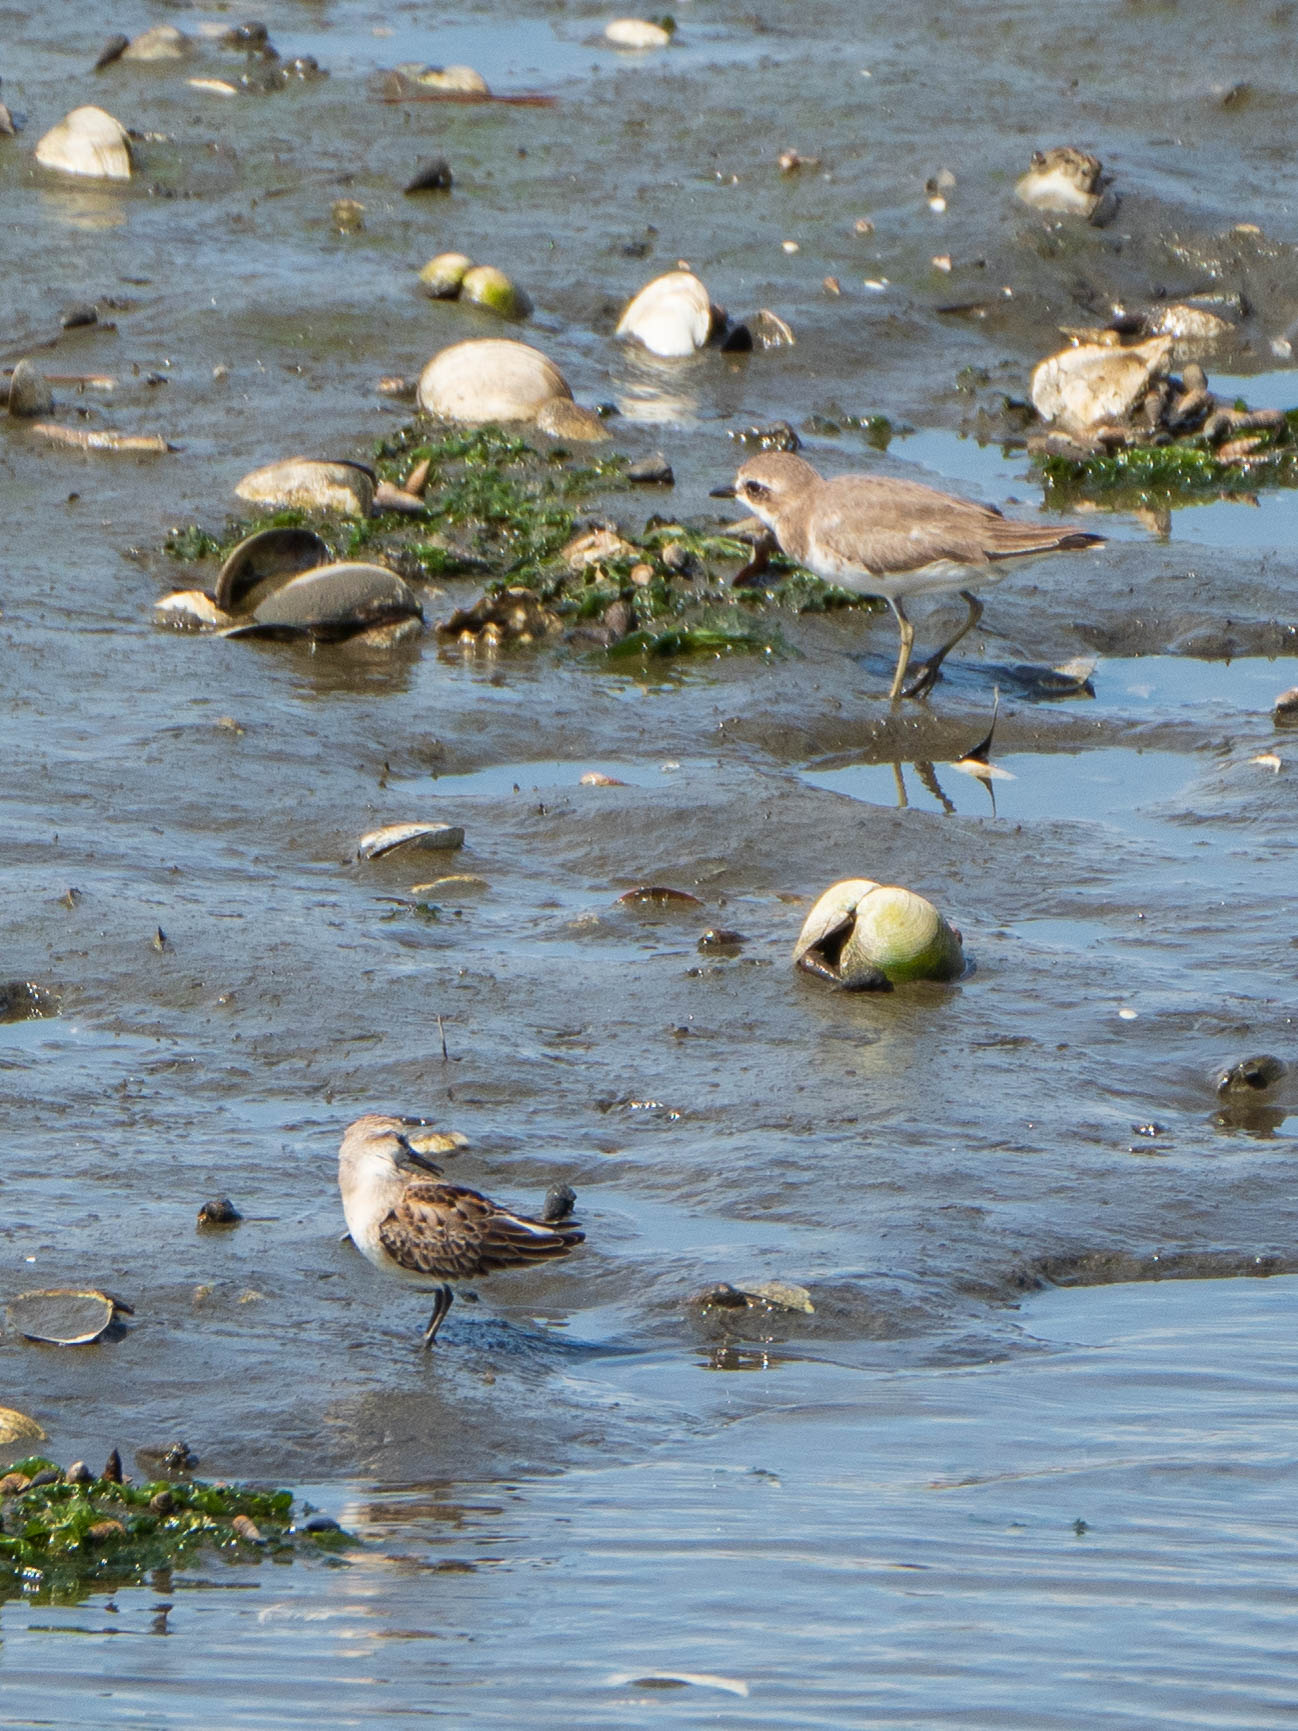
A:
2;0;1298;1722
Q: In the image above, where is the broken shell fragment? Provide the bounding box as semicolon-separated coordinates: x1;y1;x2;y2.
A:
1015;146;1105;216
419;251;474;298
214;526;332;612
6;1288;128;1346
7;359;53;418
1215;1054;1288;1098
618;885;704;908
605;18;673;47
0;980;60;1022
405;1127;470;1155
411;64;488;95
234;458;375;517
358;822;465;860
154;590;234;630
35;105;132;181
690;1280;814;1315
1030;336;1174;437
794;879;965;989
616;270;714;358
417;338;572;424
0;1406;47;1447
460;264;530;320
222;562;423;641
32;423;170;453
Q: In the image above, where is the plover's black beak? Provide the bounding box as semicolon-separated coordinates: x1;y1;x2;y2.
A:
709;482;736;498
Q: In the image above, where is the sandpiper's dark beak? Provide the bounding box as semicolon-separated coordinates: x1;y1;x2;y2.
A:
395;1135;444;1176
709;482;736;498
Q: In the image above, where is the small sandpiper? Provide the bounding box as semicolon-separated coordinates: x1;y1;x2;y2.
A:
716;452;1103;702
337;1114;584;1346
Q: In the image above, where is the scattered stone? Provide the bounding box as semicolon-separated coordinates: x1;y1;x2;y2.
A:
1215;1055;1288;1098
102;1448;123;1483
196;1197;242;1228
0;1472;35;1496
34;105;131;181
93;34;130;70
618;885;703;908
541;1183;577;1224
562;527;636;570
331;198;365;232
1274;686;1298;725
121;23;191;60
626;452;674;484
60;302;98;329
0;1407;47;1447
698;927;746;953
66;1461;93;1485
437;585;559;644
404;155;453;194
0;980;60;1022
1015;146;1110;218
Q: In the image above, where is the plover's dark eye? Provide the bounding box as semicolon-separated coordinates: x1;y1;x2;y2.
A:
742;480;770;501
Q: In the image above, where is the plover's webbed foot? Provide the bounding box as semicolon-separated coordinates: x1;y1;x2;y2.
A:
900;590;983;700
422;1283;454;1348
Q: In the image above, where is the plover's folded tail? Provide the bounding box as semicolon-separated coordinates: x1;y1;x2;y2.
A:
986;522;1105;558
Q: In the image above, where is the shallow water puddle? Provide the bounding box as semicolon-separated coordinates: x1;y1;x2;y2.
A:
802;745;1198;823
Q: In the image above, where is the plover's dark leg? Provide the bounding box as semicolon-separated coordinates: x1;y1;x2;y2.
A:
902;590;983;698
887;598;916;704
422;1284;454;1348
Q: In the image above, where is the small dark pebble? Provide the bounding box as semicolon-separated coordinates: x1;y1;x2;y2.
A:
728;420;800;452
690;1282;749;1310
223;21;270;50
27;1468;63;1488
698;927;747;954
1273;686;1298;725
1131;1122;1166;1138
719;321;754;352
626;453;674;485
541;1182;577;1224
295;1514;341;1534
1216;1054;1288;1097
197;1197;242;1228
404;157;452;195
60;303;98;330
164;1441;197;1473
102;1448;123;1484
94;34;129;69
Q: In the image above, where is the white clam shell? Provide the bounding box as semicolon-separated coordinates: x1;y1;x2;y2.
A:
234;458;375;517
35;105;132;182
615;270;713;358
605;18;672;47
416;339;571;424
1030;336;1174;435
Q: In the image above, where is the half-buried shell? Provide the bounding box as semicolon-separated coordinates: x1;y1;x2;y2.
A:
358;822;466;860
234;457;375;517
615;270;715;357
34;105;132;181
794;879;965;989
416;338;571;423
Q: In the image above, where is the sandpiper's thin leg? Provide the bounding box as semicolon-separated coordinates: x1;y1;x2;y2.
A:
887;598;915;704
902;591;983;699
422;1284;454;1348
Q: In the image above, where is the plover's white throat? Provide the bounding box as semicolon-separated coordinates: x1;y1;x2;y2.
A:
720;452;1103;702
337;1114;584;1346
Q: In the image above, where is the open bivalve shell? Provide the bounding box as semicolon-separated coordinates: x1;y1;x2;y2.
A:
221;562;423;641
416;339;572;423
794;879;965;989
615;270;715;357
34;105;132;182
6;1288;132;1346
214;527;332;612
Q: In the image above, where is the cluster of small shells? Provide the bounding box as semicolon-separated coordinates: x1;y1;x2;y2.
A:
419;252;531;322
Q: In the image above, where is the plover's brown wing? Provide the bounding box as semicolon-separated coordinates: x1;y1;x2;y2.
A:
379;1181;584;1279
813;477;1101;574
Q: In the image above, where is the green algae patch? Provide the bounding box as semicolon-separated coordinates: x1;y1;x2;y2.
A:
1037;439;1298;507
0;1459;355;1603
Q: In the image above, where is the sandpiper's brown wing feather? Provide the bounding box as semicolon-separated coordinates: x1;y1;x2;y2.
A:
379;1181;584;1279
811;477;1102;576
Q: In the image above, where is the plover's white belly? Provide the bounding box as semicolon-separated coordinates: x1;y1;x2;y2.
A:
803;536;1004;602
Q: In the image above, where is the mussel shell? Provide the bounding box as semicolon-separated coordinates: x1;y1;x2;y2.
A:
6;1289;119;1346
1215;1054;1288;1098
416;338;571;423
224;562;422;638
214;526;331;612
